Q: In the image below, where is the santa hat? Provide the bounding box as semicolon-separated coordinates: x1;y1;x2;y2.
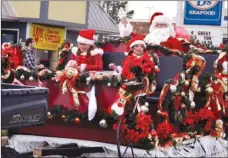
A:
77;29;95;45
149;12;164;26
149;12;172;32
124;36;146;56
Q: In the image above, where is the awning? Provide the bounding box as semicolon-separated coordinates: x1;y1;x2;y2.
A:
88;2;119;34
1;1;18;20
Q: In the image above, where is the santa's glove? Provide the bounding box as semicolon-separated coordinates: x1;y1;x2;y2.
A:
118;22;133;37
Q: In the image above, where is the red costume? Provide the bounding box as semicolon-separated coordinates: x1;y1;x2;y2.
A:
145;12;185;53
119;12;188;53
70;29;103;71
71;52;103;71
121;52;156;80
109;36;159;119
160;37;184;52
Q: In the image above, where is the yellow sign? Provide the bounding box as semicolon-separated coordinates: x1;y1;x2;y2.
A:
30;24;65;51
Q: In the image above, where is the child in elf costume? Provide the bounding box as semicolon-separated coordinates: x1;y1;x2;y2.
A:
108;36;160;119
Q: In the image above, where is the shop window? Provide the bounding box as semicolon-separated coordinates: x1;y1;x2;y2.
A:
1;29;19;44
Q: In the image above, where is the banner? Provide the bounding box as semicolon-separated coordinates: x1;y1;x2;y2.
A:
30;24;65;51
184;1;223;26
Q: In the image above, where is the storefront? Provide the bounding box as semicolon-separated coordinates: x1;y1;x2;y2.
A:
28;23;65;69
1;21;27;44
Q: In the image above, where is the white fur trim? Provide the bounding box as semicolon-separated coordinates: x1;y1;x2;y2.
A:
90;48;104;56
77;35;94;45
71;47;78;56
124;51;129;56
2;42;11;50
130;40;146;48
152;15;171;27
119;23;133;37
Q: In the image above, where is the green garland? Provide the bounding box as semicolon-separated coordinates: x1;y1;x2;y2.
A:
190;35;228;52
95;35;131;48
147;44;184;57
48;105;114;127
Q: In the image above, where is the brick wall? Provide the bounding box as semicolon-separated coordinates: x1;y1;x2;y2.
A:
131;22;150;35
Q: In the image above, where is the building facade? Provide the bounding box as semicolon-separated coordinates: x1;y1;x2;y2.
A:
1;1;118;69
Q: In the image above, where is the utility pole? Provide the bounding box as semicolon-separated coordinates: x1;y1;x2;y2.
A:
146;6;154;20
176;1;184;26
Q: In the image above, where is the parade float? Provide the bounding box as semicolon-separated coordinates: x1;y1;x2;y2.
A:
1;36;228;157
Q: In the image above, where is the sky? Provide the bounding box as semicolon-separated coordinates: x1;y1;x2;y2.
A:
127;1;227;20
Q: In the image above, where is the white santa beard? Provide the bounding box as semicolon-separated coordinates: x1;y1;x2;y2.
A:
145;26;175;45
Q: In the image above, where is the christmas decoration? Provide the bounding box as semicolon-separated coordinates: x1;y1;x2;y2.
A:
20;75;25;80
87;86;97;121
47;112;53;119
113;112;157;150
190;35;228;53
29;76;34;81
99;119;107;128
95;35;131;48
54;41;73;71
47;105;110;127
156;52;206;144
75;117;80;124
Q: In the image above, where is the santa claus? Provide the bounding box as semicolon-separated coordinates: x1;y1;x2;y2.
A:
118;12;185;52
145;12;184;52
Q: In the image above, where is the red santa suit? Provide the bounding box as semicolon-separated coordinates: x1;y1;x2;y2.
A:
70;29;103;71
144;12;185;52
118;12;187;53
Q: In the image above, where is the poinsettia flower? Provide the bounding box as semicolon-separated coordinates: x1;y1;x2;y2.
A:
156;122;173;140
204;120;213;132
219;43;225;49
183;111;195;126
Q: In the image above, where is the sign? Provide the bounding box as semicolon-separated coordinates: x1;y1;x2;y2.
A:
30;24;65;51
186;28;222;46
184;1;223;26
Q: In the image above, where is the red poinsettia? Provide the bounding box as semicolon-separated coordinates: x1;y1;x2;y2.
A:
113;112;154;144
135;112;153;130
219;43;225;49
196;107;215;122
156;122;173;140
183;111;195;126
